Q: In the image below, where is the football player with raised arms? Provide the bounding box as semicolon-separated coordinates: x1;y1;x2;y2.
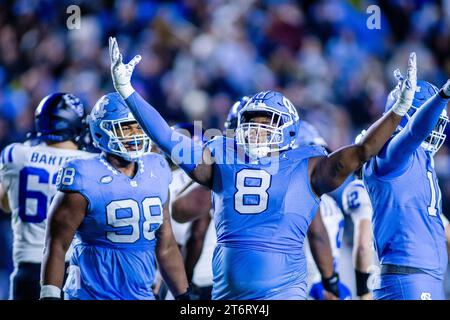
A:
40;93;190;300
173;106;348;300
109;36;417;300
0;93;89;300
363;73;450;300
169;99;248;300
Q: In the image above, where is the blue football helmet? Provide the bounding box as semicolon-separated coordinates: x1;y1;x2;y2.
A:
385;79;448;154
224;96;250;130
236;90;300;158
295;120;328;149
34;93;86;142
88;92;151;161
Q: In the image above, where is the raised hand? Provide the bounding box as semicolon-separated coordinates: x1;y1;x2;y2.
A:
391;52;417;116
109;36;141;99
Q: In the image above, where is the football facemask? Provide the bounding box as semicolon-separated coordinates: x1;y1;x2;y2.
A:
100;117;151;161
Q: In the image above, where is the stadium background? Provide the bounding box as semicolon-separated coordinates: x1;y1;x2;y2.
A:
1;0;450;299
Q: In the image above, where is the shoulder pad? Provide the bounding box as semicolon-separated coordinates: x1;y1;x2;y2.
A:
0;143;21;168
289;144;327;161
56;158;85;193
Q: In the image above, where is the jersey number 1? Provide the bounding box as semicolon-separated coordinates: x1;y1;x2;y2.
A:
427;171;440;217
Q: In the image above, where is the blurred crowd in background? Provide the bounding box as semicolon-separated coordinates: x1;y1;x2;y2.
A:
1;0;450;298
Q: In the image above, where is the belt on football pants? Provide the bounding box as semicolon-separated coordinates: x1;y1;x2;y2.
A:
380;264;427;275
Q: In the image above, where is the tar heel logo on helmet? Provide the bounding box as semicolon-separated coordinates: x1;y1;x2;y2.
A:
91;96;109;121
89;92;151;162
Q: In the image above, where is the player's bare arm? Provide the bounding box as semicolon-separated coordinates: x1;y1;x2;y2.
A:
172;184;212;223
309;52;417;196
184;214;212;283
307;209;338;300
353;219;373;273
309;111;403;195
40;191;87;298
155;194;190;297
307;210;335;279
353;218;373;300
0;183;10;213
189;148;215;187
109;37;215;187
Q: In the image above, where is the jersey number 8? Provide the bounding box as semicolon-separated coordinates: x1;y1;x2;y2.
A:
234;169;272;214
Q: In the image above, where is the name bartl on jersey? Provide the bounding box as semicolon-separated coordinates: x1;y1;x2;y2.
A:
30;152;75;166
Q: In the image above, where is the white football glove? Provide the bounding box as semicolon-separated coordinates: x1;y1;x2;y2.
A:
109;36;141;99
391;52;417;116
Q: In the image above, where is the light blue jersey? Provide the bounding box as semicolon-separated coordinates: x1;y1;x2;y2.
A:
207;136;327;300
57;153;172;300
364;146;447;280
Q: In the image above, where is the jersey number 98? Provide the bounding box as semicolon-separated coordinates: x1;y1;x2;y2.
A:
106;197;163;243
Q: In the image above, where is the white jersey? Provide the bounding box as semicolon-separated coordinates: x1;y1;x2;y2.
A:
165;169;216;299
0;141;91;264
306;194;345;285
168;168;194;246
192;211;216;287
342;178;380;289
342;179;373;223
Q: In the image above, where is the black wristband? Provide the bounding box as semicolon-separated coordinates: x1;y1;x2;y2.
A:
175;287;192;301
439;88;450;99
355;269;371;296
322;272;340;298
